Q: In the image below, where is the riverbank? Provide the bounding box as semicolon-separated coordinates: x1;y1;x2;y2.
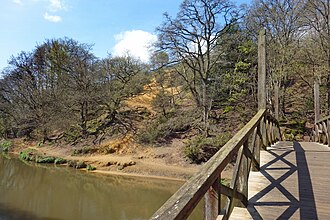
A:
4;138;202;181
4;138;234;182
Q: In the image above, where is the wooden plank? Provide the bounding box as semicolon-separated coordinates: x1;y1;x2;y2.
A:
244;146;260;173
205;176;221;220
221;185;248;207
250;127;260;172
322;121;328;144
316;115;330;124
230;141;330;220
225;146;244;217
240;141;249;205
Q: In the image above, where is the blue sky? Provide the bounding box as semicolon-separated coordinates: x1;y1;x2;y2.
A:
0;0;248;72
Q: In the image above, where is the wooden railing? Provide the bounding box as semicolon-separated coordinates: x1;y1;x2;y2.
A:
150;109;282;220
313;116;330;146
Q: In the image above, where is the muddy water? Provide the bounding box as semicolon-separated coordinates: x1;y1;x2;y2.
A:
0;154;202;220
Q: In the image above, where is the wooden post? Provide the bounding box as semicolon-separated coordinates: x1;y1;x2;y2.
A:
258;29;266;110
314;79;320;123
258;29;267;150
240;141;249;204
327;119;330;147
251;127;259;171
204;177;221;220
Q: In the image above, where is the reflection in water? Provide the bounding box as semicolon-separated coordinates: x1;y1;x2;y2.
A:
0;154;202;220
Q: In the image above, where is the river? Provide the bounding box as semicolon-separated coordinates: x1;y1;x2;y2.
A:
0;154;202;220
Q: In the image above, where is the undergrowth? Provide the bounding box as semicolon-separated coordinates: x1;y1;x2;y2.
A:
184;133;231;164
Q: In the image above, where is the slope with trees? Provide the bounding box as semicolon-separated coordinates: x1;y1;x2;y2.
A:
1;0;329;174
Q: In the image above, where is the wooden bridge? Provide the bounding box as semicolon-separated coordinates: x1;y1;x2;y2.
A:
230;141;330;219
150;109;330;220
150;30;330;219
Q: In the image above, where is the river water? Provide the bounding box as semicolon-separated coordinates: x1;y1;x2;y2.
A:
0;154;202;220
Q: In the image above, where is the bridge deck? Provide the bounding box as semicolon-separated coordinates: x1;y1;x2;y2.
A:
230;141;330;219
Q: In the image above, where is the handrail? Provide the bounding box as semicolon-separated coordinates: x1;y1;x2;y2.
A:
150;109;282;220
315;115;330;124
313;115;330;146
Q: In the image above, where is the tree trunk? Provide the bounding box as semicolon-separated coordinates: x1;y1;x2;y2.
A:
281;84;286;115
81;101;88;138
274;82;279;119
314;79;320;122
202;79;209;137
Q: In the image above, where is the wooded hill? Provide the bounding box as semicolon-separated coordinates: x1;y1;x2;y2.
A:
0;0;329;163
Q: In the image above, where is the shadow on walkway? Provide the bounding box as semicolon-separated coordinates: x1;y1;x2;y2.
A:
247;142;318;219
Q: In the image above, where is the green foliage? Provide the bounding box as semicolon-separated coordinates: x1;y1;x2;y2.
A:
220;178;230;186
19;149;37;161
35;156;56;163
137;112;194;144
304;97;314;111
54;158;67;164
238;41;255;55
64;126;81;143
86;164;96;171
0;140;11;152
281;118;306;141
19;148;66;164
234;61;251;72
184;133;231;164
137;118;171;144
152;90;173;116
223;106;234;114
284;132;295;141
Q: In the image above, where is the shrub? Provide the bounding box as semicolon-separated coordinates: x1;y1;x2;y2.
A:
19;149;37;161
184;133;231;164
0;140;11;152
86;164;96;171
137;112;195;144
54;158;67;164
35;156;56;163
63;126;81;143
223;106;234;114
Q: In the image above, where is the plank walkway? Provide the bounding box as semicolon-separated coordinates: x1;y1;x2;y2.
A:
230;141;330;219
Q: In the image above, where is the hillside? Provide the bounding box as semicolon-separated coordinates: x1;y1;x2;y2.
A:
3;76;204;180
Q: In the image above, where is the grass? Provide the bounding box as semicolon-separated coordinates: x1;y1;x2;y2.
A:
0;140;11;152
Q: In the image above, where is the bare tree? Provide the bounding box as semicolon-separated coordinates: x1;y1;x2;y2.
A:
303;0;330;112
156;0;238;136
95;55;148;137
246;0;306;117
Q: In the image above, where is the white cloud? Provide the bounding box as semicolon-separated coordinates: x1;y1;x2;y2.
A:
43;0;66;22
112;30;157;63
44;12;62;22
12;0;23;5
49;0;66;12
